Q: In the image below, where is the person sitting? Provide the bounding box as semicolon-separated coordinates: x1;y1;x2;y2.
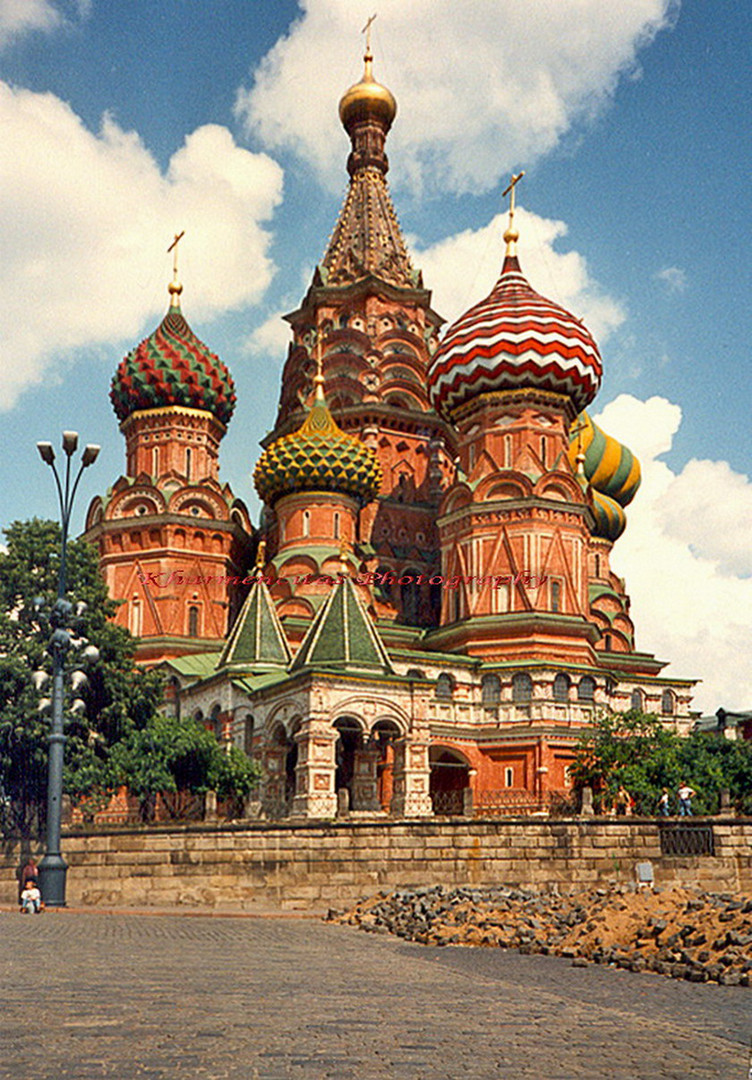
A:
20;880;42;914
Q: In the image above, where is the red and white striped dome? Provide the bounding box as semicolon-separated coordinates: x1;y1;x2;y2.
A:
428;255;602;418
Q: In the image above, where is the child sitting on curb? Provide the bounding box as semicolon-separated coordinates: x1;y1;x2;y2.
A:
20;880;42;914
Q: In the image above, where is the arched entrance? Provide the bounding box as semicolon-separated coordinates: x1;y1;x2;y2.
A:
333;717;363;808
372;720;400;813
429;747;470;816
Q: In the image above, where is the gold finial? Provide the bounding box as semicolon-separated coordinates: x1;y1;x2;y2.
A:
312;329;326;403
339;539;350;575
570;417;588;476
501;172;525;256
255;539;267;571
167;230;185;306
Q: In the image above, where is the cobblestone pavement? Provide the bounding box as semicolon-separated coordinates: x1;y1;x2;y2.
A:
0;910;749;1080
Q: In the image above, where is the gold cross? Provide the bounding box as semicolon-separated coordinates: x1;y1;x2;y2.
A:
167;230;185;283
362;13;377;54
501;172;524;253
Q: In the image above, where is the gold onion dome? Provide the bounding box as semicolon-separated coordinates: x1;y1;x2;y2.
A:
339;47;397;134
254;375;382;506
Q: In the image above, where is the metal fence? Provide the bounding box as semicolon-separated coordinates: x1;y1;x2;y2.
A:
659;824;716;857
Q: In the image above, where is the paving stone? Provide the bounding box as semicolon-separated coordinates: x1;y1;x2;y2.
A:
0;910;748;1079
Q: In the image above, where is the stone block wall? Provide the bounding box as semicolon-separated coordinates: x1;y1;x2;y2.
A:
3;817;750;911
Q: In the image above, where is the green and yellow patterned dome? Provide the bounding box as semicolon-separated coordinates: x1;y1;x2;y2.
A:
254;377;382;506
568;411;641;542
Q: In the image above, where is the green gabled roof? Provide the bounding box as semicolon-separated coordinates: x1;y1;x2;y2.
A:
290;576;393;674
163;652;222;678
217;578;292;670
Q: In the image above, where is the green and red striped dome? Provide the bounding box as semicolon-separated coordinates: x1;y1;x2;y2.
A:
111;303;236;425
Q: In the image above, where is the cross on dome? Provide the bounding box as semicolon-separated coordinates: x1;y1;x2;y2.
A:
501;172;525;257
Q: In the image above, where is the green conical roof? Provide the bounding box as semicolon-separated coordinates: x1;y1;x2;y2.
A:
290;576;392;673
217;577;291;670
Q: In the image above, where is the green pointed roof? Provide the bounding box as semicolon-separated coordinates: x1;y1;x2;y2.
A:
217;577;292;670
290;576;393;674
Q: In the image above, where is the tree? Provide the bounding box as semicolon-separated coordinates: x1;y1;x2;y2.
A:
109;714;261;821
570;708;752;814
0;519;163;836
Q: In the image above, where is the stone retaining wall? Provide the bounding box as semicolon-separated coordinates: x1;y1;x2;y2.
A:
3;817;751;910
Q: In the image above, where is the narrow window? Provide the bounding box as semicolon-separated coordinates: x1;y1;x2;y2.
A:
481;674;501;707
152;447;159;476
244;716;255;756
595;554;601;577
303;510;310;537
661;689;675;715
604;633;612;651
504;434;512;468
188;605;199;638
130;596;142;636
551;580;561;612
540;436;547;467
504;766;514;788
333;511;340;540
631;688;644;711
186;447;192;480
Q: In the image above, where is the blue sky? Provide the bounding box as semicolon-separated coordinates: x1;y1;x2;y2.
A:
0;0;750;712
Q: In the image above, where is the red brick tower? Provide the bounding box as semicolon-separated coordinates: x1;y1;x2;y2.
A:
426;186;603;662
262;44;455;626
84;266;253;664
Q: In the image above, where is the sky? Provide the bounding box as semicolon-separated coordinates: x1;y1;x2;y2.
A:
0;0;750;714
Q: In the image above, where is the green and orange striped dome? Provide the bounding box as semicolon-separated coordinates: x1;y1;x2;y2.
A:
568;411;641;541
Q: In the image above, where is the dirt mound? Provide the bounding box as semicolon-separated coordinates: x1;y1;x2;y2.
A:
330;883;752;985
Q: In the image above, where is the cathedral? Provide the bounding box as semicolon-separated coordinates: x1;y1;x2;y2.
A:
84;44;695;819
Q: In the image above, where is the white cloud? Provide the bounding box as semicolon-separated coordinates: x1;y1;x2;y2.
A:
0;0;89;47
413;208;626;342
243;310;291;357
0;84;284;409
655;265;687;292
0;0;60;44
594;394;752;713
236;0;678;195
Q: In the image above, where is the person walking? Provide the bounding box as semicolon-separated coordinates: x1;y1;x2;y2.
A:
677;782;696;816
657;788;670;816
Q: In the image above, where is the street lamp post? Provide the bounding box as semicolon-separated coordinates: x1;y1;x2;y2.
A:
36;432;100;906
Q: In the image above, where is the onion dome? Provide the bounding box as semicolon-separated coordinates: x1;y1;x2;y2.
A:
590;489;626;542
254;369;382;506
428;253;602;419
567;411;641;506
339;46;397;136
110;286;236;426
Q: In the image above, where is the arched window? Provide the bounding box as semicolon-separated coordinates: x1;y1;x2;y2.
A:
400;569;421;625
578;676;596;702
188;605;199;637
661;689;675;715
185;447;192;480
210;705;222;741
130;596;142;637
243;715;255;756
504;434;512;468
551;580;561;613
302;510;310;538
604;633;612;651
333;511;340;540
436;673;454;701
631;688;644;711
504;766;514;788
512;672;533;703
553;673;570;703
481;674;501;707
